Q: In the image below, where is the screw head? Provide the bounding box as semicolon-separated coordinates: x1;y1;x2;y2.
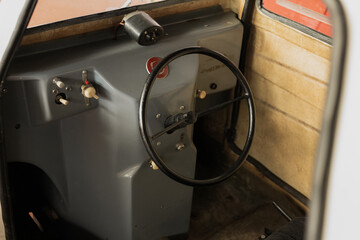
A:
176;143;185;151
52;89;59;94
65;86;72;91
179;106;185;110
156;141;161;146
156;114;161;119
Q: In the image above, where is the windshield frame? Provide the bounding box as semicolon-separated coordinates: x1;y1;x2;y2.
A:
25;0;188;35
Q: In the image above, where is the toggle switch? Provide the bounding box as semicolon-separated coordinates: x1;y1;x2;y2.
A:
53;77;65;89
59;98;69;106
55;93;69;106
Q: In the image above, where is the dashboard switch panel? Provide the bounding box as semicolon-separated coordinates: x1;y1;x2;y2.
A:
21;69;101;125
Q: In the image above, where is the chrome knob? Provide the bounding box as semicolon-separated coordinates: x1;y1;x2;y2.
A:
176;143;185;151
53;77;65;88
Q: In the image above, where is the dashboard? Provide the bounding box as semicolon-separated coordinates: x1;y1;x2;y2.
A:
4;7;244;240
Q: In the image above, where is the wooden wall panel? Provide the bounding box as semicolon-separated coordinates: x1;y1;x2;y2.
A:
249;54;328;110
246;70;324;130
251;9;331;60
236;7;332;197
236;99;319;196
250;27;330;82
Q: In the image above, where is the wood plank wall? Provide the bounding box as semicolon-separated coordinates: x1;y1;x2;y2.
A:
236;6;332;198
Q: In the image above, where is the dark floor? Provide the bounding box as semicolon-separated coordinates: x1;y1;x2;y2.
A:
188;162;306;240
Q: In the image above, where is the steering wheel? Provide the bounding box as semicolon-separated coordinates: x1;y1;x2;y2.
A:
139;47;255;186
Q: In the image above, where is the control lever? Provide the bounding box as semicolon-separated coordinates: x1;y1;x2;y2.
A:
81;84;99;100
81;70;99;106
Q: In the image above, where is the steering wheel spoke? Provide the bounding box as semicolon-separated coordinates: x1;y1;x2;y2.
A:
197;93;250;118
151;118;187;140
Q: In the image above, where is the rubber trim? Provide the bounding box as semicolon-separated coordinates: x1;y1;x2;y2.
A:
246;156;310;207
0;1;39;239
228;0;256;145
256;0;332;45
239;0;256;72
305;0;347;239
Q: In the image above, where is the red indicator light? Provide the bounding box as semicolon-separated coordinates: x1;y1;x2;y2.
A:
146;57;169;79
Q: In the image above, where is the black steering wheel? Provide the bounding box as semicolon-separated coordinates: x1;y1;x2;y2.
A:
139;47;255;186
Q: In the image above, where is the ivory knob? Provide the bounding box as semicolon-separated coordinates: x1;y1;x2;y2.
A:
82;85;99;99
196;89;207;99
59;98;69;106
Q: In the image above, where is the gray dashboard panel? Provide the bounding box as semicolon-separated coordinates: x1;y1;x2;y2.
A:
4;9;243;240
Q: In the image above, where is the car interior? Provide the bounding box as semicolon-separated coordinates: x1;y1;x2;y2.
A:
1;0;332;239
